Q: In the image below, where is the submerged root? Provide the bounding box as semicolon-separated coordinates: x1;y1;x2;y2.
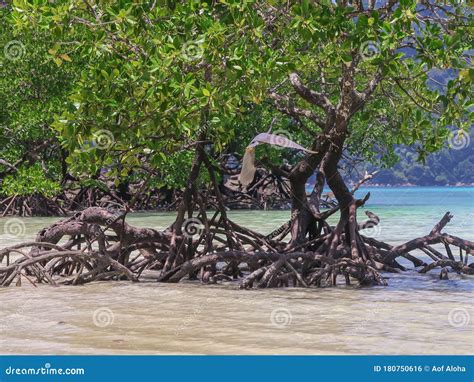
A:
0;207;472;288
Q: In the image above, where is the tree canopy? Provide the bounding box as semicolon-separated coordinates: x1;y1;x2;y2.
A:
1;0;472;202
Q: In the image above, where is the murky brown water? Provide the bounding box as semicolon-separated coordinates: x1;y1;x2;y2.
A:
1;279;473;355
1;199;473;354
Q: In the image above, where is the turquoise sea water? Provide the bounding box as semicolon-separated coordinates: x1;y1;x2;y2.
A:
0;187;472;249
353;186;474;207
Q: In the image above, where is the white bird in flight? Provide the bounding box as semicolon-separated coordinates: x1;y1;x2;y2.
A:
239;130;316;186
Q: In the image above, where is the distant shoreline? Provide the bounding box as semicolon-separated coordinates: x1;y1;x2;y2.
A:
304;183;474;195
355;183;474;187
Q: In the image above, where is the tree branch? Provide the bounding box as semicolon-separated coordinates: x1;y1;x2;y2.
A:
268;91;325;128
288;73;333;113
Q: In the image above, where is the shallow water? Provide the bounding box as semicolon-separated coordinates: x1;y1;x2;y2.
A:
0;187;473;355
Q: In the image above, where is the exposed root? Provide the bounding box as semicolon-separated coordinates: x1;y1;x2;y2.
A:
1;206;472;288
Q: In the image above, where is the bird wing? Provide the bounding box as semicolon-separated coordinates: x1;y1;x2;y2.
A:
248;132;316;153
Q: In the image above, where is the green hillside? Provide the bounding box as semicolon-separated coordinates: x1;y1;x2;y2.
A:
372;135;473;186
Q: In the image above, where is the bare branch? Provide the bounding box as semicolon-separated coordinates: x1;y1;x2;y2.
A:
268;91;325;128
288;73;334;113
